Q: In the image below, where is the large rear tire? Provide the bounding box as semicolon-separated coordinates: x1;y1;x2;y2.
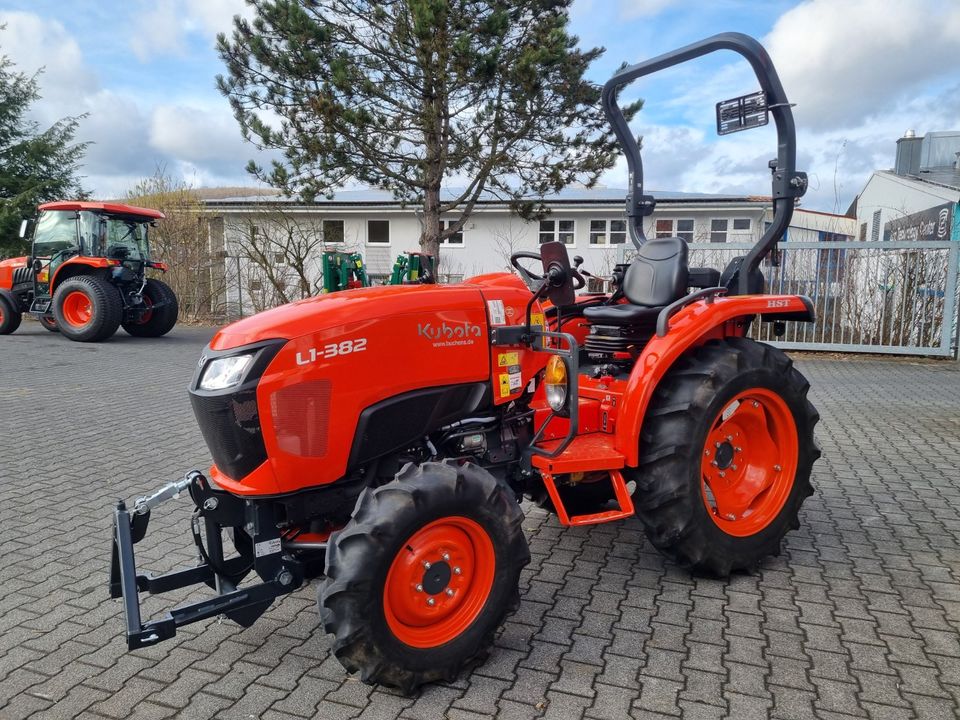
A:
626;338;820;576
0;295;22;335
122;278;178;337
319;461;529;692
53;276;122;342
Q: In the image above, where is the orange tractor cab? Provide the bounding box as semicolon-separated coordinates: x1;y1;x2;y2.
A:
0;201;178;342
110;33;821;691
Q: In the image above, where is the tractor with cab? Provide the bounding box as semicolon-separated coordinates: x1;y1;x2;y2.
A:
110;33;820;692
0;201;178;342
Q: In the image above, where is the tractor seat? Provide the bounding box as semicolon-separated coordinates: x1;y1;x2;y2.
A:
583;236;689;327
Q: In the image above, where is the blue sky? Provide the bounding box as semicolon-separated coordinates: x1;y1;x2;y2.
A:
2;0;959;211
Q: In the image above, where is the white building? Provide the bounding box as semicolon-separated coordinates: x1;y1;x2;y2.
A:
205;187;777;314
851;130;960;244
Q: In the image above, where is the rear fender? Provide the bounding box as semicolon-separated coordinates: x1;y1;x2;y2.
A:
615;294;813;466
50;257;118;293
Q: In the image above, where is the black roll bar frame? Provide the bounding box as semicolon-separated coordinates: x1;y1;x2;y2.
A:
601;32;808;295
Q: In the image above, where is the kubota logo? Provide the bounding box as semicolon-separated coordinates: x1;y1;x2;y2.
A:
418;320;482;347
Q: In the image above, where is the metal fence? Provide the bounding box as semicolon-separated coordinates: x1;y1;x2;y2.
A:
631;240;960;357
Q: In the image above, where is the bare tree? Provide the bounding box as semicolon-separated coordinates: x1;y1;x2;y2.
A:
124;170;226;322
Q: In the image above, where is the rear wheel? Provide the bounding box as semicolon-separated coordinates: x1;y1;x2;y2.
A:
319;461;529;692
627;338;819;575
39;315;59;332
122;278;178;337
53;276;122;342
0;295;22;335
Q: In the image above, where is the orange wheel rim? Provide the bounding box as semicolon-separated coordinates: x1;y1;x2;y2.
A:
384;516;495;648
135;296;154;324
62;290;93;328
700;388;798;537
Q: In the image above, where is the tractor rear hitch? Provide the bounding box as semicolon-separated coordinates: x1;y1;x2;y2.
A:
109;472;303;650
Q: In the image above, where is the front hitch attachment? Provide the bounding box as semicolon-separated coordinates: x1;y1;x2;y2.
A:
109;471;303;650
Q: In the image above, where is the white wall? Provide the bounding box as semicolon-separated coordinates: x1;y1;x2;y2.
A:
856;171;959;242
214;201;769;314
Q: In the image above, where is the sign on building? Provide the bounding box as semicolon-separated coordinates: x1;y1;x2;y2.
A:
883;202;954;242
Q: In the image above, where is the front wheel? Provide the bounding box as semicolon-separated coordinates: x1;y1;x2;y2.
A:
39;315;59;332
627;338;820;575
0;294;22;335
319;461;529;692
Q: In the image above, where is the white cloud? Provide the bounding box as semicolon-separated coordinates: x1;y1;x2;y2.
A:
766;0;960;130
619;0;680;19
129;0;254;61
149;103;248;169
0;11;97;124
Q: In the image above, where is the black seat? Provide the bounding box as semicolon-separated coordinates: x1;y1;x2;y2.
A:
583;236;689;327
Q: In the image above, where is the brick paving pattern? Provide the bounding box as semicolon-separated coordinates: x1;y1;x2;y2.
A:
1;322;959;719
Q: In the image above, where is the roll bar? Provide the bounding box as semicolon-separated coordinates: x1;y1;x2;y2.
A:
601;32;808;295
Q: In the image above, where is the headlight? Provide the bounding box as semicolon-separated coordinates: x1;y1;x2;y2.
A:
544;356;569;413
199;354;253;391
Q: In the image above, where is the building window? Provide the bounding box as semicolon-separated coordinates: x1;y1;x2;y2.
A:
654;218;693;241
588;219;626;245
871;210;881;242
732;218;751;231
322;219;344;243
539;219;575;245
439;220;464;245
367;219;390;244
710;219;728;243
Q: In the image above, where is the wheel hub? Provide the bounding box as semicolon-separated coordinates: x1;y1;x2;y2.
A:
421;560;451;595
714;441;735;469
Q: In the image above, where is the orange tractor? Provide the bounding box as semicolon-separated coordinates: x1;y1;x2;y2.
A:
0;201;177;342
111;33;820;691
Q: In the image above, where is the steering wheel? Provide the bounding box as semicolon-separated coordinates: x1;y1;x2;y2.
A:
510;250;586;293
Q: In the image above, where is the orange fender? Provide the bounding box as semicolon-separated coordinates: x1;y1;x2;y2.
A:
615;294;813;466
50;256;120;292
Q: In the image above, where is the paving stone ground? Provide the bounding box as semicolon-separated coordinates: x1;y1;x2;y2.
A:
1;321;960;720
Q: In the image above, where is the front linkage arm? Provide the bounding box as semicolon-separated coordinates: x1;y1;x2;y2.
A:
109;471;303;650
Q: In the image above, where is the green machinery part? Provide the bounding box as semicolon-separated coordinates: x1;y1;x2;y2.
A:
321;251;368;293
389;253;435;285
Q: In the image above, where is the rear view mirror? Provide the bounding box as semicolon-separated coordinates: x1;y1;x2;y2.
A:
19;218;34;239
539;241;576;307
716;90;768;135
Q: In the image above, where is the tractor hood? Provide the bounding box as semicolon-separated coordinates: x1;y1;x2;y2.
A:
209;283;488;350
0;256;29;292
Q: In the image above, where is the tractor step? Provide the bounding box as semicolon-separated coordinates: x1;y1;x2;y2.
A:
530;434;625;474
540;469;635;526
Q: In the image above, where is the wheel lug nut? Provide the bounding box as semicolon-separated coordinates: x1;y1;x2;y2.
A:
735;447;742;453
423;561;431;569
719;471;726;478
726;435;733;442
774;464;782;472
730;464;737;471
711;461;718;467
704;450;710;457
753;401;759;408
445;588;454;596
453;567;461;575
715;441;721;448
427;597;435;606
415;584;423;592
441;553;450;561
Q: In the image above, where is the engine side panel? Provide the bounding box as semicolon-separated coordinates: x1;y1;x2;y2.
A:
208;284;492;495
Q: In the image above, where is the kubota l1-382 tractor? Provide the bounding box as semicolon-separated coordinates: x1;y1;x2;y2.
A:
0;201;178;342
110;33;820;691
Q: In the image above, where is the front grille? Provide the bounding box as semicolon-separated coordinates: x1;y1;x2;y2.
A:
270;380;332;457
190;388;267;480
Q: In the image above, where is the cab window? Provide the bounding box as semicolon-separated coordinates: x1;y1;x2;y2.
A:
32;211;78;258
